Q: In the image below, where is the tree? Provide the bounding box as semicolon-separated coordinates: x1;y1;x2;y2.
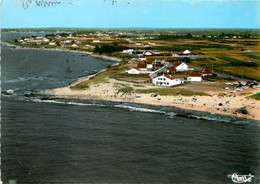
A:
244;32;251;38
186;33;193;38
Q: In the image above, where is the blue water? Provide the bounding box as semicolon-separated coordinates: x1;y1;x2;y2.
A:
1;32;260;183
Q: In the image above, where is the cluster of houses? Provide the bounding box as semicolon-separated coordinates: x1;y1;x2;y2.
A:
126;57;213;87
15;36;100;49
122;48;201;58
134;42;156;47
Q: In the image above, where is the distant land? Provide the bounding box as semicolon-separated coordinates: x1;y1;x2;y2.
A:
2;28;260;35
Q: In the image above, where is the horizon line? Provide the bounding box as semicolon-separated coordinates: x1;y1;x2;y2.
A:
2;27;260;30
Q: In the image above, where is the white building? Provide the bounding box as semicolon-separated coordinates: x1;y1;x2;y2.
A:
49;41;56;46
175;62;188;71
71;43;78;47
182;49;191;55
187;72;202;82
152;75;184;87
93;39;101;43
123;49;134;54
127;67;141;74
144;51;152;56
43;38;49;42
202;68;213;77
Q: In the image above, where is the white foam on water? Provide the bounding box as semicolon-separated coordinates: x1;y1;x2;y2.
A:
114;104;166;114
30;98;105;107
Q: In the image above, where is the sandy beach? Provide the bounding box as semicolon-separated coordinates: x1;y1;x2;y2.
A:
42;75;260;121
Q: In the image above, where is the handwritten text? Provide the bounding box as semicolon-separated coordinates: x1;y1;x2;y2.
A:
22;0;61;10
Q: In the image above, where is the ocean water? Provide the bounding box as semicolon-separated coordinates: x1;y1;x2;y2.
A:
1;32;260;183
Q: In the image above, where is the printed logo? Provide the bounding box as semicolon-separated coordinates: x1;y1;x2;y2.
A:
227;173;254;183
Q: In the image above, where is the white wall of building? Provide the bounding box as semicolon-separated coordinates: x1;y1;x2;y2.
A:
152;76;184;86
187;76;202;82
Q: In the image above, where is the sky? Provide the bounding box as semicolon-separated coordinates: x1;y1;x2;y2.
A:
1;0;260;29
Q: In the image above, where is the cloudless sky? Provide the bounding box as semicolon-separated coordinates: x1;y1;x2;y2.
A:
1;0;260;28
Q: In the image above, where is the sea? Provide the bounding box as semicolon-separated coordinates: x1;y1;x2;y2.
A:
1;32;260;184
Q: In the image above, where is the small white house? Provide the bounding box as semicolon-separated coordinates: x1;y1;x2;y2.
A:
174;62;189;72
187;72;202;82
202;68;213;77
49;41;56;46
71;43;78;48
85;45;95;48
127;67;141;74
152;75;184;87
123;49;134;54
43;38;49;42
144;51;152;56
135;42;143;46
93;39;101;43
182;49;191;55
139;56;147;61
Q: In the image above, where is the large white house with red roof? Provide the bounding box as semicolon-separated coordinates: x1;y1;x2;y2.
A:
152;75;185;87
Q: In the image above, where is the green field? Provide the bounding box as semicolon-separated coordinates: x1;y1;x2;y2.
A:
245;54;260;61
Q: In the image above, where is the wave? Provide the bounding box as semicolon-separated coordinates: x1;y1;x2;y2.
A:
29;98;258;126
30;98;106;107
114;104;166;114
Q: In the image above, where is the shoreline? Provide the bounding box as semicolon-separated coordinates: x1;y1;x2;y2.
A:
4;42;123;63
5;42;260;121
34;96;258;123
41;73;260;121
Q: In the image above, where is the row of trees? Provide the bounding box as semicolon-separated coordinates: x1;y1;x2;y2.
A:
93;42;126;54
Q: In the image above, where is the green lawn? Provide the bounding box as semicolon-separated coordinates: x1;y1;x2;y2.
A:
72;65;126;89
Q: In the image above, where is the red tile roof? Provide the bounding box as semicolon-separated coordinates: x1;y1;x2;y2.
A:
188;72;202;77
173;61;182;68
137;62;147;68
203;68;213;74
167;66;177;72
164;75;176;80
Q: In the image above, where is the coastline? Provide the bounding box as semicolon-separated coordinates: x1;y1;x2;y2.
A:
5;42;260;121
4;42;123;63
41;73;260;121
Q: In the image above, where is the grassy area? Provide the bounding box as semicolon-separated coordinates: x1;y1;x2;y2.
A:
136;88;210;96
153;44;233;52
119;87;134;93
112;73;150;79
214;66;260;81
248;92;260;100
245;54;260;61
193;57;216;61
217;57;259;67
72;65;126;89
133;84;146;88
